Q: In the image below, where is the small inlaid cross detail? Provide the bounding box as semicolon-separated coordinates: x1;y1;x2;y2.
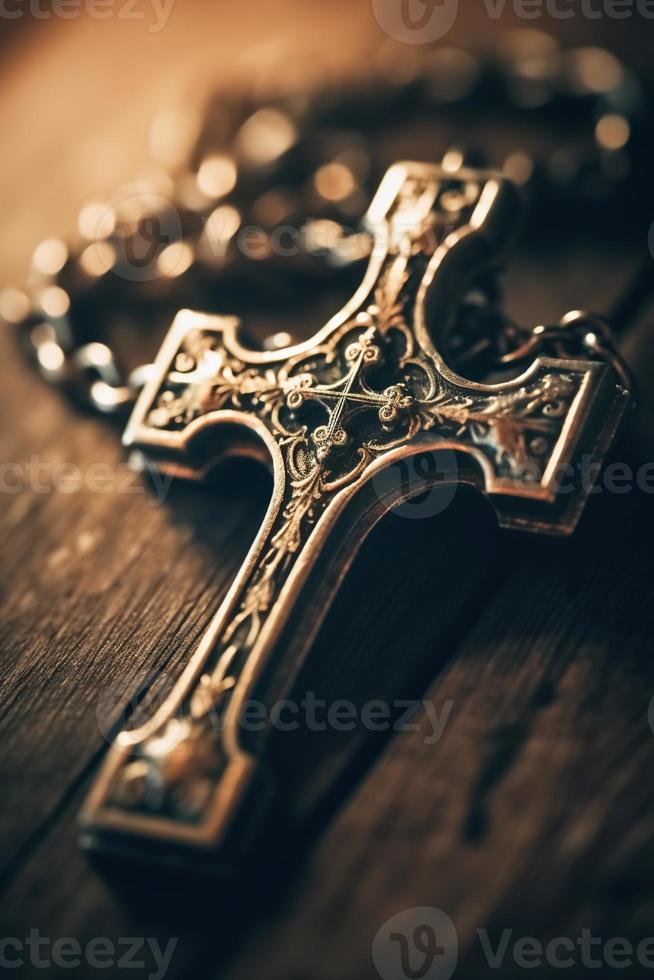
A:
81;162;629;864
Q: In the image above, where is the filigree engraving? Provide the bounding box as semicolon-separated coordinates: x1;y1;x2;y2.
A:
82;163;627;852
110;260;576;821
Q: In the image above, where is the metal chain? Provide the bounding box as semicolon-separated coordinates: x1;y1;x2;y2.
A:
452;298;635;397
2;31;650;413
504;310;634;394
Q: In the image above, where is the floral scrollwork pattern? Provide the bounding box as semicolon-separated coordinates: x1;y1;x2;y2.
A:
108;253;579;824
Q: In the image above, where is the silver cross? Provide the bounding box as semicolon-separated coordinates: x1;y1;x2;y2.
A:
81;162;629;864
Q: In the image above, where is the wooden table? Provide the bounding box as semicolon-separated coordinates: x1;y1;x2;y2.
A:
1;5;654;977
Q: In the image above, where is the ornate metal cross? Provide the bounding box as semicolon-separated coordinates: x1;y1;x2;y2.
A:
82;162;628;864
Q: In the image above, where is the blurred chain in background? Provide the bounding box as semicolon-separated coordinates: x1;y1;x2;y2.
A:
1;30;652;416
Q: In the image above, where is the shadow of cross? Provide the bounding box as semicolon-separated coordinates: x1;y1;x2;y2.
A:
81;161;628;866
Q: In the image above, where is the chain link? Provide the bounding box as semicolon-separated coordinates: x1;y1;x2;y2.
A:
503;309;634;390
3;32;650;413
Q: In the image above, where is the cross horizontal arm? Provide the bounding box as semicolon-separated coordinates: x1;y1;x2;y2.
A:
81;162;628;864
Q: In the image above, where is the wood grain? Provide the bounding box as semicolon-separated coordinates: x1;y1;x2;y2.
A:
1;5;653;979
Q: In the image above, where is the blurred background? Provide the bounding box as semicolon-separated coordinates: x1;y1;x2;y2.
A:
2;4;654;979
1;0;653;426
0;0;651;258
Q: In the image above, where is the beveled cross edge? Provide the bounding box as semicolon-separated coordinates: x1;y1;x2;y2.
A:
80;161;629;855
